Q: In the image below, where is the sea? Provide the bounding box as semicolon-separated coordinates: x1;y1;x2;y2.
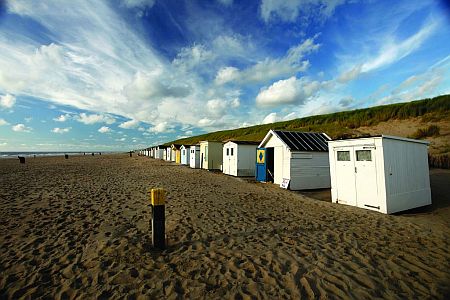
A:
0;151;119;159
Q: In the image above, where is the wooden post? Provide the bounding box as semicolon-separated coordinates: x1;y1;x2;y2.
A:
65;154;69;159
150;188;166;249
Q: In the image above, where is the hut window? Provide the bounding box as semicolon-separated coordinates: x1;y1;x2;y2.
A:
231;148;234;156
226;148;229;156
183;150;185;155
356;150;372;161
337;151;350;161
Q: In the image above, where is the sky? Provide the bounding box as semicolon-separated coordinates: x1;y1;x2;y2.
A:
0;0;449;152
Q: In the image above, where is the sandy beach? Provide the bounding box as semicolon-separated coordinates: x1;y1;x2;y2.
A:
0;154;449;299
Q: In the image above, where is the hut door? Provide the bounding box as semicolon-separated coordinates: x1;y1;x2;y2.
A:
334;149;357;206
354;147;379;210
256;148;267;181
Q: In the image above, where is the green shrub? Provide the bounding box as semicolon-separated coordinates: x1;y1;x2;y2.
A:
410;125;440;139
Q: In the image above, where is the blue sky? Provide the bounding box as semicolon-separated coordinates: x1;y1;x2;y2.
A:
0;0;449;151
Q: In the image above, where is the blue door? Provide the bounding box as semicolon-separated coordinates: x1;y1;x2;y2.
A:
255;148;266;181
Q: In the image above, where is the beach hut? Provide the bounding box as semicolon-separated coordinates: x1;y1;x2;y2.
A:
171;144;181;164
200;141;223;170
190;145;200;168
155;145;165;159
256;130;331;190
328;135;431;214
223;141;259;176
166;147;172;161
180;145;191;165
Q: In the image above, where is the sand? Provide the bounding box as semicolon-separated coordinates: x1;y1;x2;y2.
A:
0;154;449;299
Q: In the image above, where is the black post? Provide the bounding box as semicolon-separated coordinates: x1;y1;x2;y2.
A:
65;154;69;159
151;188;166;249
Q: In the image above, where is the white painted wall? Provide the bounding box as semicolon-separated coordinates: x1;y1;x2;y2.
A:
382;138;431;214
329;136;431;214
263;134;290;185
189;145;200;168
180;146;190;165
223;142;257;176
200;141;223;170
290;151;331;190
165;148;171;161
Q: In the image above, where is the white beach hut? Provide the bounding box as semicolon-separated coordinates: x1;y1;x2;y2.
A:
155;145;165;159
190;145;200;168
328;135;431;214
200;141;223;170
256;130;331;190
180;145;191;165
166;147;172;161
223;141;259;176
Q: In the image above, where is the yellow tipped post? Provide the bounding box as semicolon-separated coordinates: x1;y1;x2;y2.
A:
150;188;166;249
151;188;166;206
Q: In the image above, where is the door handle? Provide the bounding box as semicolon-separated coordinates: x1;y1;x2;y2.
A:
355;167;357;173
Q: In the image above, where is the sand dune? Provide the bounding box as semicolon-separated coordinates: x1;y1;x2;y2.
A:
0;154;449;299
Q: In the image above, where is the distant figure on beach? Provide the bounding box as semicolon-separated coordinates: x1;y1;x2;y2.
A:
65;154;69;159
92;153;94;156
18;156;25;164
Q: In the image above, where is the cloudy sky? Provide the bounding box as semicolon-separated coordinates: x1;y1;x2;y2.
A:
0;0;449;151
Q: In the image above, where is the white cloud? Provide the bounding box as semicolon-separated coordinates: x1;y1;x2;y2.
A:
338;18;439;82
262;112;279;124
215;37;319;85
0;118;9;126
121;0;155;9
256;76;322;106
260;0;347;23
198;118;215;127
77;113;115;125
98;126;111;133
172;44;214;70
148;122;174;133
217;0;233;6
24;117;32;123
115;137;126;142
54;114;71;122
52;127;72;134
230;98;240;108
215;67;239;85
0;94;16;109
283;112;297;121
262;111;297;124
119;119;139;129
12;123;32;132
362;20;438;73
337;65;362;83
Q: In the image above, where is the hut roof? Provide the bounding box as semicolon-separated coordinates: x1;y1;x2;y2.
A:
261;130;330;152
225;140;260;145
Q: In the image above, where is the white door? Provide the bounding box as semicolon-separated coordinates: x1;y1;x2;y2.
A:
273;147;284;184
354;147;379;210
334;149;357;206
229;147;236;175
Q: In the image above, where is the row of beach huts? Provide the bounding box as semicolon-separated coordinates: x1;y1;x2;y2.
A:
137;130;432;214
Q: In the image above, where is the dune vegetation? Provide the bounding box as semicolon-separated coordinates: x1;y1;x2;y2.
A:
168;94;450;145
